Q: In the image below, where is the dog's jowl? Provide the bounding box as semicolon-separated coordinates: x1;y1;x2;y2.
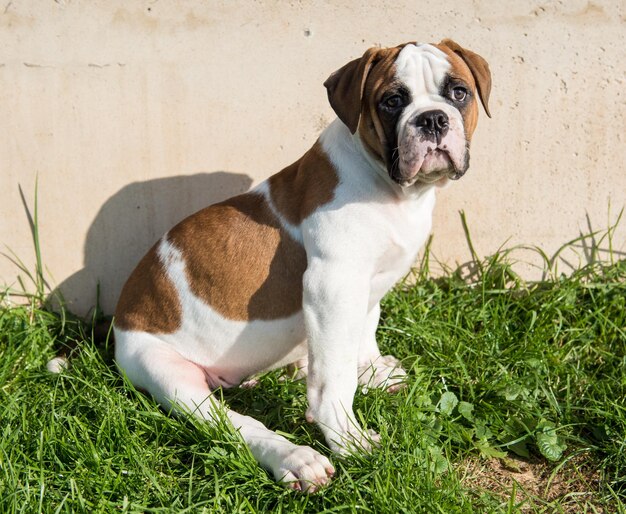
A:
114;39;491;493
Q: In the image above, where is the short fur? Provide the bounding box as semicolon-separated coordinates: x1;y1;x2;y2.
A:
114;39;491;493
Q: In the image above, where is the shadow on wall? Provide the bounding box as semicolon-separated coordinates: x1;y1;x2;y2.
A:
50;171;254;316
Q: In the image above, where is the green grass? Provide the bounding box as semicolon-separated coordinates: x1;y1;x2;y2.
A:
1;236;625;512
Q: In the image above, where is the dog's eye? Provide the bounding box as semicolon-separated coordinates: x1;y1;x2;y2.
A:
451;86;468;102
383;95;403;109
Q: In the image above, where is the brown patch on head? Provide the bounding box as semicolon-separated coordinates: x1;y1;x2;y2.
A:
324;45;406;136
269;142;339;225
439;39;491;116
356;45;409;165
167;193;307;321
323;47;379;135
437;39;492;139
115;243;183;333
325;43;410;173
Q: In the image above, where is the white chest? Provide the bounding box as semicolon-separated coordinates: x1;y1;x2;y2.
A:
307;119;438;307
368;189;435;303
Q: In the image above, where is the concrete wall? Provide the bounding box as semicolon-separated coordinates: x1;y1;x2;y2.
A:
1;0;624;315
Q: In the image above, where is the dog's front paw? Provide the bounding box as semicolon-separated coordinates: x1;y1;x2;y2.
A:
358;355;407;393
273;445;335;493
327;426;381;456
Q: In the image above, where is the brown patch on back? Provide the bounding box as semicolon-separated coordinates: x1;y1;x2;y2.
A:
268;142;339;225
167;192;307;321
115;243;183;333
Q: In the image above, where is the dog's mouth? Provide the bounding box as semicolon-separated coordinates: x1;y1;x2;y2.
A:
417;149;455;182
388;115;470;187
391;147;467;186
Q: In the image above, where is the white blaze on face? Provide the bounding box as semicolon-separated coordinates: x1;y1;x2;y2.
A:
394;44;468;184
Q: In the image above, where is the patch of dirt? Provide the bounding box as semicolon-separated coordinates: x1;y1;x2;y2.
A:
459;453;604;512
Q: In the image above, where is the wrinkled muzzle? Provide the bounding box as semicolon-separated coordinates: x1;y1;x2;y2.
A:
391;108;469;186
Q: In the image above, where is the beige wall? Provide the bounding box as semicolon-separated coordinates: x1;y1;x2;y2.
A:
1;1;625;315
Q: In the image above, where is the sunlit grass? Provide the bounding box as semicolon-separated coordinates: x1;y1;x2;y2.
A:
1;194;624;512
1;243;624;512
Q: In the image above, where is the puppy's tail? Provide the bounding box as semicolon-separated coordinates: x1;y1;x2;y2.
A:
46;317;114;373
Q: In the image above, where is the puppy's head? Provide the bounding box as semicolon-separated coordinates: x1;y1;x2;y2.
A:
324;39;491;186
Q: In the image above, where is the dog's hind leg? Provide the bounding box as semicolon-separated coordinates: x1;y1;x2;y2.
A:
357;304;407;393
284;356;309;381
115;331;334;493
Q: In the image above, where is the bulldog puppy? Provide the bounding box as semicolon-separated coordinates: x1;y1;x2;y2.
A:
114;39;491;492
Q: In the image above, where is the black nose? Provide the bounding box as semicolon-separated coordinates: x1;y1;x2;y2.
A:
415;110;449;145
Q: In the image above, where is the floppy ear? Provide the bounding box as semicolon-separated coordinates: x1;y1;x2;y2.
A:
439;39;492;118
323;47;380;134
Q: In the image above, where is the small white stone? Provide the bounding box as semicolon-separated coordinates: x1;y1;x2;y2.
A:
46;356;68;373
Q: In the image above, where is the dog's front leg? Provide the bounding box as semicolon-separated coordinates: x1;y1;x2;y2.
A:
302;259;379;454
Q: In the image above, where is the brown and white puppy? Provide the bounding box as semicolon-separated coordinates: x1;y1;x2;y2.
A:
113;39;491;493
